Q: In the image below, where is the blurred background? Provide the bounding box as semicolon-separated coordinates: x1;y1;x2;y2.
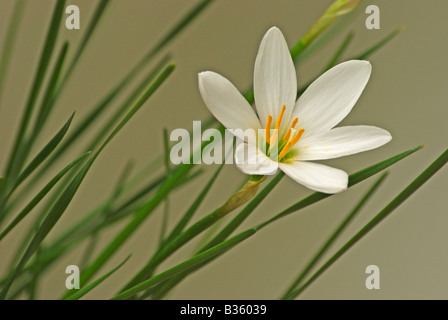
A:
0;0;447;299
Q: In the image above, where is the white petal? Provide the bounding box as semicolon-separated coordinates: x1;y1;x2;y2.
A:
198;71;261;142
235;142;278;175
292;60;372;137
279;161;348;194
254;27;297;131
295;126;392;161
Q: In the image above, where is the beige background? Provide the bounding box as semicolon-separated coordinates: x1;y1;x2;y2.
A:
0;0;447;299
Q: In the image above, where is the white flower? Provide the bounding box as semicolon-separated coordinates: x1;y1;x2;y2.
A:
198;27;391;194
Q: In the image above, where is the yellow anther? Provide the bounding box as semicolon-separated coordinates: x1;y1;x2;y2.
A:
265;115;273;144
278;141;292;159
282;117;298;141
291;128;305;145
279;128;305;160
275;105;286;131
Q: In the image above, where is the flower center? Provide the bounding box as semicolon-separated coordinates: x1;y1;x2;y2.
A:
264;104;305;161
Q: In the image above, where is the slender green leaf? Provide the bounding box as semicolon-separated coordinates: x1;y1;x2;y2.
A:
354;25;405;60
121;174;266;294
4;0;66;185
63;0;111;82
80;161;135;268
0;0;26;110
159;128;171;246
86;54;171;152
135;0;216;69
289;148;448;299
324;32;353;71
64;255;131;300
78;124;224;293
0;63;175;300
163;165;224;249
0;168;205;299
0;152;90;242
30;42;70;141
282;172;389;299
112;229;256;300
5;112;75;199
39;0;112;129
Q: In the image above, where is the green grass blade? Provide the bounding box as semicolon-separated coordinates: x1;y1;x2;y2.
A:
0;0;26;110
40;0;112;124
85;54;171;152
29;42;69;142
354;25;405;60
121;200;228;292
63;0;111;82
0;168;205;299
34;0;213;176
159;128;172;246
289;148;448;299
257;145;424;229
137;0;216;67
163;165;224;248
78;123;224;291
32;169;201;271
80;160;135;268
64;255;131;300
4;0;66;185
324;32;353;71
282;172;389;300
0;63;175;300
5;112;75;199
112;229;256;300
79;163;195;293
0;152;90;242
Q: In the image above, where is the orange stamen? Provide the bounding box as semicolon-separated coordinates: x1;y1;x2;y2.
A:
279;128;305;159
282;117;298;141
291;128;305;145
278;141;292;159
275;105;286;131
265;115;272;144
269;129;278;150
